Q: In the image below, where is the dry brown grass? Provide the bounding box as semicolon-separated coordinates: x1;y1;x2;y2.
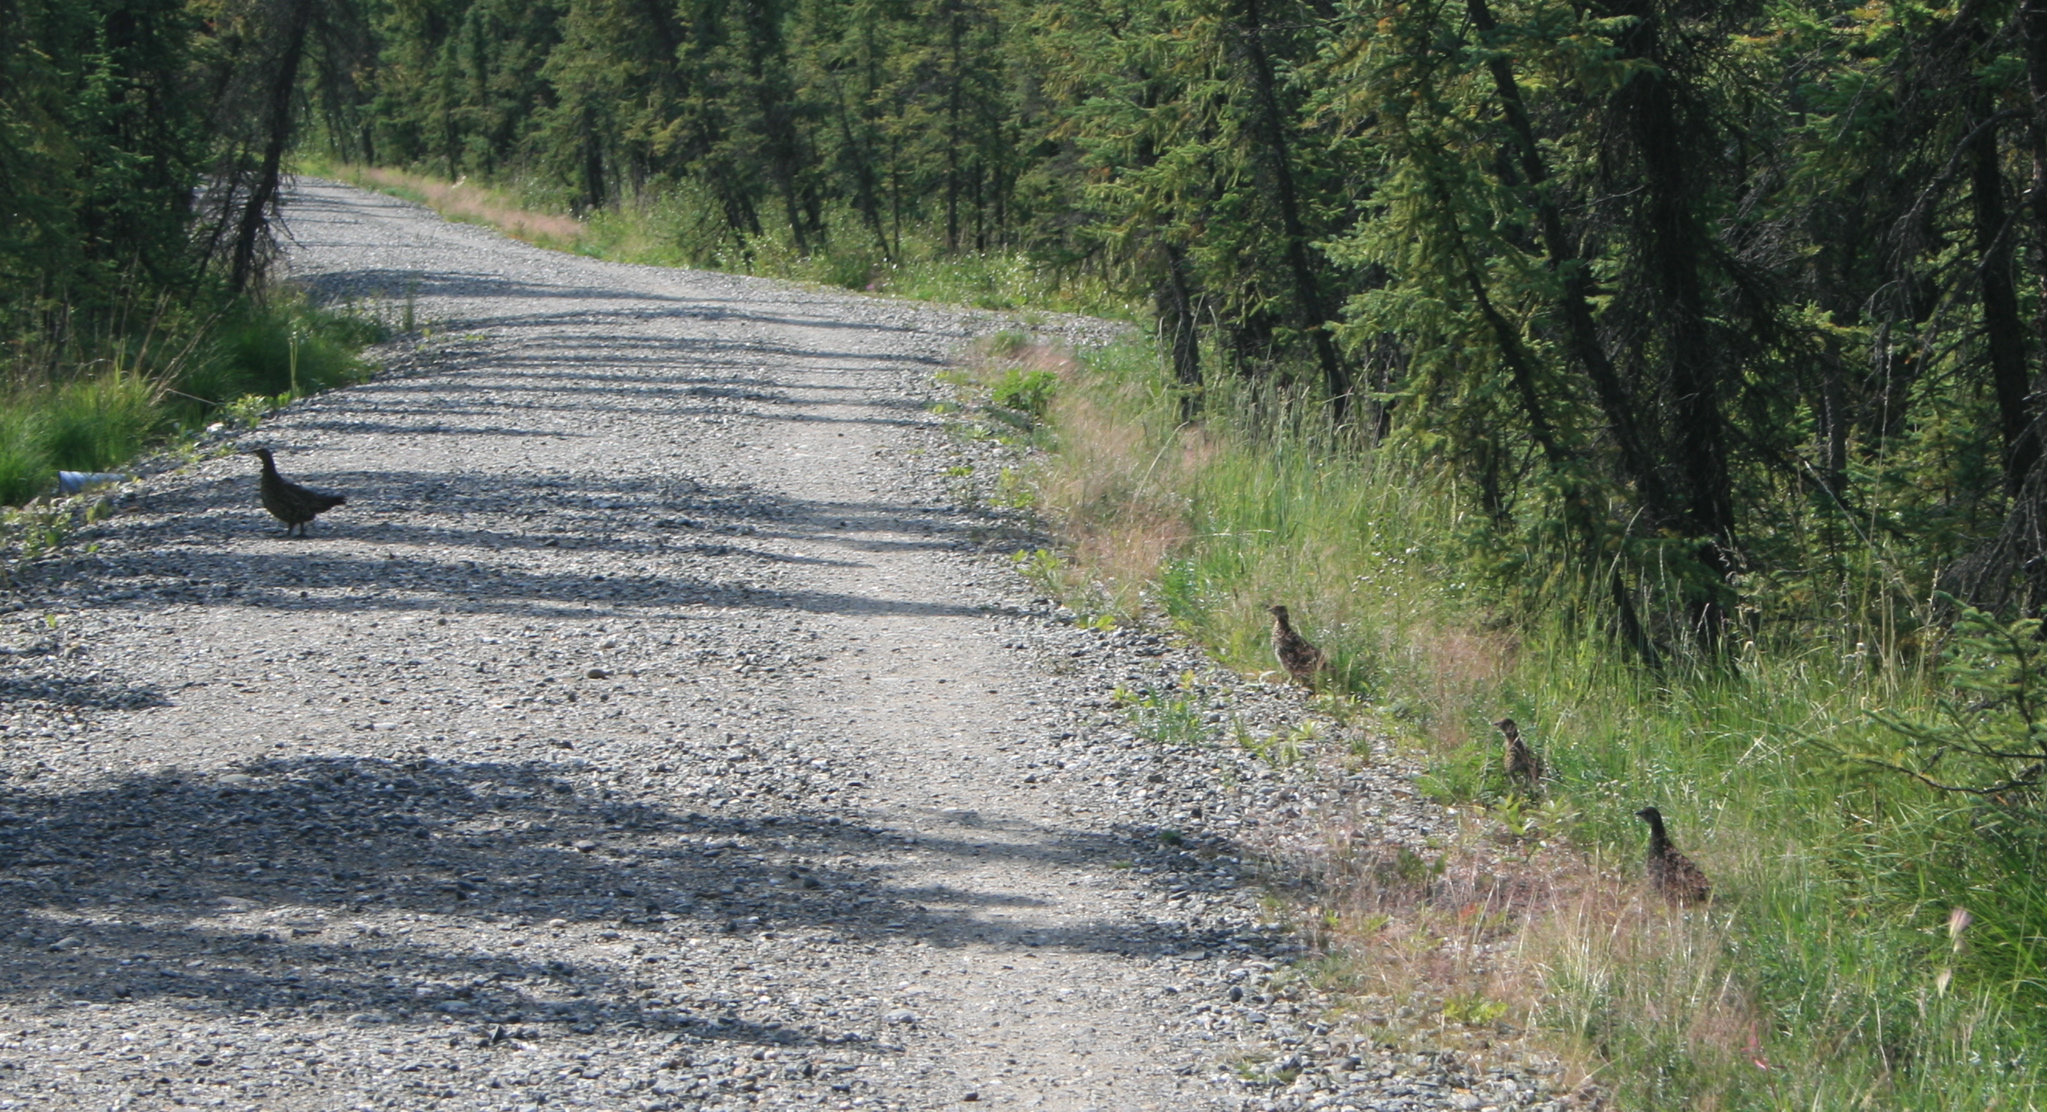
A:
1009;340;1079;378
330;166;587;251
1072;510;1190;612
1262;796;1761;1107
1406;624;1520;749
1261;818;1589;1095
1520;874;1765;1111
1026;359;1679;1098
1034;389;1194;613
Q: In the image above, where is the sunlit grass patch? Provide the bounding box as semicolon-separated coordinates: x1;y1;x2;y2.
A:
318;164;588;252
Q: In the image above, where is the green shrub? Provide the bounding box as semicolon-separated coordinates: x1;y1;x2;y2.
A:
810;245;884;290
991;366;1058;420
199;302;379;403
0;368;160;504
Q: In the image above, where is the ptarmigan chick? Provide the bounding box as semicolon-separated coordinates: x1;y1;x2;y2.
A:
1495;717;1542;794
1636;806;1711;905
1267;605;1328;687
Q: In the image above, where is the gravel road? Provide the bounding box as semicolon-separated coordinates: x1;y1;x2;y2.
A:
0;182;1572;1111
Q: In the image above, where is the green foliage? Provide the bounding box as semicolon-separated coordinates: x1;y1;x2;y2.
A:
303;0;2047;660
1866;602;2047;796
990;367;1058;422
1011;547;1062;591
0;296;378;508
0;361;166;507
309;0;2047;679
1847;602;2047;1014
4;0;2030;1099
203;301;382;404
0;0;395;508
1440;991;1508;1027
0;0;203;307
1412;741;1492;807
993;465;1034;510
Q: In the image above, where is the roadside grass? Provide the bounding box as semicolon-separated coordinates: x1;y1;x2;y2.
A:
313;164;586;252
1030;336;2047;1108
308;161;1139;318
0;294;381;507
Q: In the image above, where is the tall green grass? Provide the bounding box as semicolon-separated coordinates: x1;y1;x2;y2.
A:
1034;337;2047;1108
0;295;380;506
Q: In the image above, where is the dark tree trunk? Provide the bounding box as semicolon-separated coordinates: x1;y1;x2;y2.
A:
1603;0;1740;653
744;5;813;257
1466;0;1672;524
943;0;962;254
228;0;314;297
1128;83;1203;422
1433;176;1664;667
1949;10;2047;610
1235;0;1350;421
1428;180;1565;468
1818;342;1849;498
579;121;606;213
1612;569;1664;672
833;94;890;258
2024;0;2047;303
1634;82;1737;647
1971;91;2036;497
2006;0;2047;500
1155;243;1202;422
439;45;458;180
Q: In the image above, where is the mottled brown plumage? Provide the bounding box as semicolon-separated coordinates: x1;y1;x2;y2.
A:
1495;717;1543;793
1636;806;1711;905
250;447;346;537
1267;605;1327;687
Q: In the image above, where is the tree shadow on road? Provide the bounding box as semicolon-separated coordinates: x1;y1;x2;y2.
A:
0;755;1258;1042
297;265;956;345
28;464;1018;620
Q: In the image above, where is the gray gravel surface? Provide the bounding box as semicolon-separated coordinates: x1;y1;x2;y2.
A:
0;181;1575;1111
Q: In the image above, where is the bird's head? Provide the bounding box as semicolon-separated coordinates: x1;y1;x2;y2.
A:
1635;806;1663;824
246;446;274;463
1267;604;1288;620
1493;717;1518;734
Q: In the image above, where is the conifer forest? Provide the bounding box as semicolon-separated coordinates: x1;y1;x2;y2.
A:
14;0;2047;1104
